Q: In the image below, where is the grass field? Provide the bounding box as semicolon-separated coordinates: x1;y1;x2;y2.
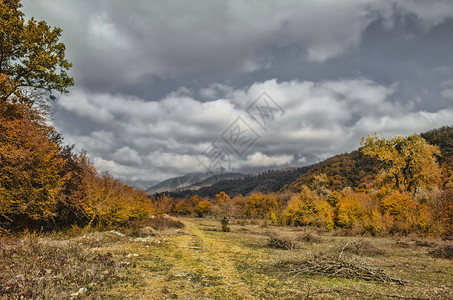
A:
1;217;453;299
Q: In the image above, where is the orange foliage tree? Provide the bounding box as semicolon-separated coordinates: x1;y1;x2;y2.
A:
244;193;278;219
285;186;333;230
0;101;65;228
213;192;236;232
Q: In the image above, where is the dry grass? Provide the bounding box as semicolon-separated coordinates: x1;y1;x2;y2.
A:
2;218;453;299
0;235;126;299
333;240;385;256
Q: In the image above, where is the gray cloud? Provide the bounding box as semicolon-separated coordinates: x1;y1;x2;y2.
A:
22;0;453;91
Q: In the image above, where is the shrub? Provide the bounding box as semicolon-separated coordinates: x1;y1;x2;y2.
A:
195;200;212;217
267;236;295;250
429;244;453;259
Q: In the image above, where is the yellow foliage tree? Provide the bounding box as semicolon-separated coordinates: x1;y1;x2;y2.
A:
244;193;278;219
213;192;235;232
285;185;333;229
361;134;441;193
195;200;212;217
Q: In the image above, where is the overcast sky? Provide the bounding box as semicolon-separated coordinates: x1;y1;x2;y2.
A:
22;0;453;188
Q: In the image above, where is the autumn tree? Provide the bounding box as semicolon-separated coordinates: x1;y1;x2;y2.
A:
285;185;333;230
361;134;441;193
244;193;278;219
335;188;373;230
0;101;65;228
195;200;212;217
428;189;453;238
213;192;235;232
0;0;73;103
311;173;331;197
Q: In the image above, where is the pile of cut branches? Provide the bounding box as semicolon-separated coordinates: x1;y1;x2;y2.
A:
267;236;295;250
274;251;405;284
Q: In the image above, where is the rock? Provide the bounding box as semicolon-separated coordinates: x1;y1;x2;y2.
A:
70;287;87;297
109;230;125;237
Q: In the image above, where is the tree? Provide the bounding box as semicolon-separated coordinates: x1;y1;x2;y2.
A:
213;192;235;232
244;193;278;219
195;200;212;217
361;134;441;193
285;186;319;226
0;0;73;103
0;101;66;227
335;189;372;230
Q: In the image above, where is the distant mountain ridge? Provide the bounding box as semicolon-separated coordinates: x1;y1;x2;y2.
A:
146;173;205;194
191;172;246;187
146;172;246;195
160;167;312;198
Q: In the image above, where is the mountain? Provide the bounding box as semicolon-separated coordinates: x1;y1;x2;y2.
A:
146;173;206;195
163;167;312;198
285;150;379;193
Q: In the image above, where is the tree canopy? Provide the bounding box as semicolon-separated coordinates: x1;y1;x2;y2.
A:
361;134;441;193
0;0;73;103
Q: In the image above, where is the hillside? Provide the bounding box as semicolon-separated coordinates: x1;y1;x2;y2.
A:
190;172;246;188
287;126;453;192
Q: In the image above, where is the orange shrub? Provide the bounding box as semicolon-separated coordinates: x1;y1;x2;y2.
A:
195;200;212;217
244;193;278;219
335;189;373;230
285;186;333;229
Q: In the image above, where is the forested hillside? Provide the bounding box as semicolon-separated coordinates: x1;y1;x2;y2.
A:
287;126;453;193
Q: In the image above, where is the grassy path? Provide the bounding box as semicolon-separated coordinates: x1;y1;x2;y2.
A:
102;218;453;299
107;218;259;299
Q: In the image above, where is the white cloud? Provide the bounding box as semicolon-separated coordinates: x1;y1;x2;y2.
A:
64;130;116;155
56;78;453;183
112;146;142;166
242;152;293;168
58;93;114;124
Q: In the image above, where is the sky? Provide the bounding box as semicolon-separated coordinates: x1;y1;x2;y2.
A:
21;0;453;189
